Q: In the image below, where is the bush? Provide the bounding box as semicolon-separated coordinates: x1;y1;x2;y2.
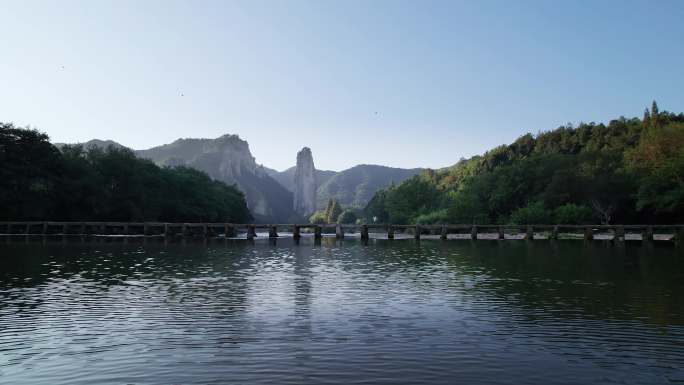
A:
553;203;592;224
309;211;327;224
337;210;358;224
508;202;550;225
415;209;449;224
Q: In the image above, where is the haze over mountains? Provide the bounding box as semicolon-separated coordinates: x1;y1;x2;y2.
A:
56;135;421;223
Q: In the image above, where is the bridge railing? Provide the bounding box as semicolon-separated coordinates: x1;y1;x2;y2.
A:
0;222;682;244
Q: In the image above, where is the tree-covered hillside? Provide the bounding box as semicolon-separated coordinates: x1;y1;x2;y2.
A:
365;102;684;225
137;135;298;223
316;165;421;209
0;124;252;222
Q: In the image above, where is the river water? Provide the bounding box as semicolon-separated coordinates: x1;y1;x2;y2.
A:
0;237;682;384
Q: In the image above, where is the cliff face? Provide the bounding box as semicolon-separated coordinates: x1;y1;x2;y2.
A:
268;162;422;210
137;135;296;223
266;166;336;193
293;147;317;216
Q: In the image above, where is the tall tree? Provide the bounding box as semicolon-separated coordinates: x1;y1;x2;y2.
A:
643;108;651;128
327;199;343;223
650;100;660;129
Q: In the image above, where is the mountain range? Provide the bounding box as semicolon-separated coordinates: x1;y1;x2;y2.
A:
56;135;421;222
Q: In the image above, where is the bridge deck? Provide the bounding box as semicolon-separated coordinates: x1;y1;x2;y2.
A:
0;221;682;245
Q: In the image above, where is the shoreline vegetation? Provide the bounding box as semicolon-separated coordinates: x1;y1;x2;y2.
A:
0;124;252;223
363;102;684;226
2;102;683;225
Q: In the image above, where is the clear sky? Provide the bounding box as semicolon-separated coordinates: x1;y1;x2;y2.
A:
1;0;683;171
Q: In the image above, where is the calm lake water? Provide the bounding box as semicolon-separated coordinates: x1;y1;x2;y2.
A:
0;237;683;384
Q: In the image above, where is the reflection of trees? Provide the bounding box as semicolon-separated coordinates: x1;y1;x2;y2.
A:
0;239;255;333
443;241;684;326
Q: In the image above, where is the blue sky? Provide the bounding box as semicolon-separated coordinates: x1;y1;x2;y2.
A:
1;0;683;171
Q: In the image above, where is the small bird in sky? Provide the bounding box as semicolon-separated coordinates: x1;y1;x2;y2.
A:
180;92;184;97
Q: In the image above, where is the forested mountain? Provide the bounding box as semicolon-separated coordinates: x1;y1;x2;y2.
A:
0;124;252;222
365;102;684;225
57;135;298;223
58;136;420;222
136;135;298;223
267;164;420;210
316;165;422;209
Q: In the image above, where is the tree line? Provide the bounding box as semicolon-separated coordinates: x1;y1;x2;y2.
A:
364;102;684;225
0;124;252;223
309;198;359;224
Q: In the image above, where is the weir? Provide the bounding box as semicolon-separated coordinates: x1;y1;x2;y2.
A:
0;222;682;245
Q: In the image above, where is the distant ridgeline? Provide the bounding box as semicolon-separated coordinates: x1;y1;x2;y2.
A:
51;134;421;224
4;101;681;225
0;124;252;223
364;102;684;225
134;135;297;223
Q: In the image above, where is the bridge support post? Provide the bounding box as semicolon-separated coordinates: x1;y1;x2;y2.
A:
676;227;684;247
42;222;48;235
293;225;300;239
498;226;505;240
269;225;278;238
314;226;322;239
525;226;534;240
247;225;256;240
471;226;478;240
440;225;447;240
336;224;344;239
616;226;625;242
224;224;235;238
584;226;593;241
387;225;394;239
62;224;68;235
361;225;369;240
550;226;559;240
644;226;654;242
414;225;421;240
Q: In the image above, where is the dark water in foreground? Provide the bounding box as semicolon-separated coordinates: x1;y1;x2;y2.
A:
0;237;683;385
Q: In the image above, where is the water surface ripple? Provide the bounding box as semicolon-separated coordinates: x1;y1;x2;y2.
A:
0;238;682;384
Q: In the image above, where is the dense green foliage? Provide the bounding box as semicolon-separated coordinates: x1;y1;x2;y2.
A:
364;103;684;225
337;209;358;224
309;198;344;224
0;124;252;222
308;211;327;224
136;135;297;223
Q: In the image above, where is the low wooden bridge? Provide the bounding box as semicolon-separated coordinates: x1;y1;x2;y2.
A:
1;222;683;245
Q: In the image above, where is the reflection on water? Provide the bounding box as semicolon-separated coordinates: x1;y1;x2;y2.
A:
0;237;682;384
